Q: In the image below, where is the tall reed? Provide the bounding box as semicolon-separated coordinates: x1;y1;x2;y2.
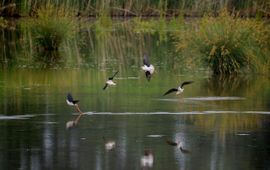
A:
2;0;270;17
30;4;76;50
175;10;270;75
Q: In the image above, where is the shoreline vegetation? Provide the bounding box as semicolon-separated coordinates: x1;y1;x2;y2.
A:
0;1;269;75
0;1;269;18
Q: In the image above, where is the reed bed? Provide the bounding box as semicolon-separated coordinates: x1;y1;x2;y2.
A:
174;10;270;75
1;0;269;17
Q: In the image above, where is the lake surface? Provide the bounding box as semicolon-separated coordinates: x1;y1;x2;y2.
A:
0;19;270;170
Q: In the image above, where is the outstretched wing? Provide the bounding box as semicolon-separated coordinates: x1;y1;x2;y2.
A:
163;88;178;96
103;83;108;90
166;140;178;146
180;81;194;88
109;71;119;80
143;54;150;67
67;93;74;102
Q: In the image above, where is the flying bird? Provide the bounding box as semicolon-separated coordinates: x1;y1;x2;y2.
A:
165;139;191;154
141;54;154;81
163;81;194;96
140;149;154;168
103;71;119;90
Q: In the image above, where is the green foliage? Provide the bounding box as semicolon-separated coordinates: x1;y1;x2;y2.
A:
175;11;270;75
31;4;76;50
131;17;183;34
11;0;270;17
94;11;113;33
0;17;7;28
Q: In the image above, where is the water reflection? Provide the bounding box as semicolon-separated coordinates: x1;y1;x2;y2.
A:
0;19;189;72
35;50;63;68
0;19;269;170
204;75;250;95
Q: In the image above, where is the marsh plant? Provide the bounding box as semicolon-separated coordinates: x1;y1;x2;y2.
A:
31;4;76;51
9;0;270;17
175;11;270;75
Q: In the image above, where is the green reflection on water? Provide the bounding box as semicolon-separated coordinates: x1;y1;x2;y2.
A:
0;18;270;170
0;69;269;135
0;18;193;72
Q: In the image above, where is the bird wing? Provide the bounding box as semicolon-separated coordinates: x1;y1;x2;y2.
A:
67;93;74;102
73;100;79;104
163;88;178;96
103;83;108;90
109;71;119;80
166;140;178;146
145;71;151;81
180;81;194;88
143;54;150;67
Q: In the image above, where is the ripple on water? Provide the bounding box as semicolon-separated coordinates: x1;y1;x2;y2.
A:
146;134;165;138
35;121;58;125
186;96;246;101
82;111;270;115
0;114;35;120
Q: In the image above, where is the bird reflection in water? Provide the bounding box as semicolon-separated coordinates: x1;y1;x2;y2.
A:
166;139;191;154
103;136;116;151
66;113;84;129
140;149;154;168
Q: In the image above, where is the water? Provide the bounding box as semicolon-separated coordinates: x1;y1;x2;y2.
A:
0;20;270;170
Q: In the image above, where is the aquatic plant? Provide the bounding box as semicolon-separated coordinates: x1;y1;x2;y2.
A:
31;4;76;51
175;10;270;75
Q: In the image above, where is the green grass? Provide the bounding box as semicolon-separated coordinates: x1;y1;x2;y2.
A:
2;0;270;17
174;10;270;75
30;4;76;51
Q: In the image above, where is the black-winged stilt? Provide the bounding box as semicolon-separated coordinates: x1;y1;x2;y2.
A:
103;71;119;90
66;93;84;129
141;54;154;81
163;81;194;96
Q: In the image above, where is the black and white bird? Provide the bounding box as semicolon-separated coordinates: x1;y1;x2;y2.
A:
66;93;83;114
66;93;79;106
166;139;191;154
103;71;119;90
163;81;194;96
140;149;154;168
66;93;84;129
141;54;154;81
